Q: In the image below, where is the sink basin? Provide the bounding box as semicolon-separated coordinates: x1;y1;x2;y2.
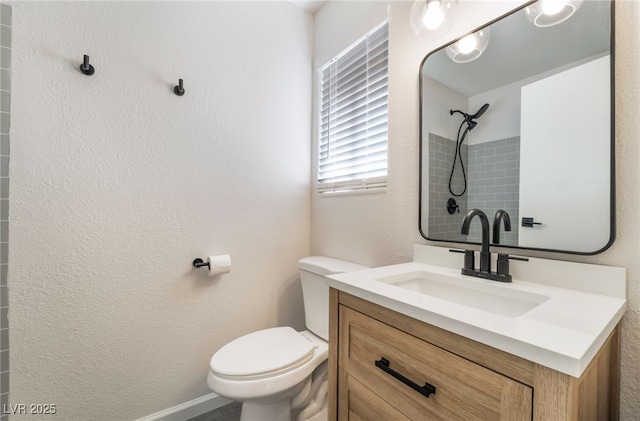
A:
377;270;549;317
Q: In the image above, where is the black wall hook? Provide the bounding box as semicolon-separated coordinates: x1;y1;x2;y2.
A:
174;79;185;96
80;55;95;76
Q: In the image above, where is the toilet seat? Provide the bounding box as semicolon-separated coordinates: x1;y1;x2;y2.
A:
210;327;315;380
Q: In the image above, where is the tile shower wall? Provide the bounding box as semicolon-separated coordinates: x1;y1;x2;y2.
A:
428;133;468;242
429;133;520;246
0;3;9;418
466;137;520;246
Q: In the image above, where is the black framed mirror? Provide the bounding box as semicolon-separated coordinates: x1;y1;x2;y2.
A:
419;0;614;255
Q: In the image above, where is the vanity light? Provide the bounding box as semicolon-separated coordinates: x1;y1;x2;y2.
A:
525;0;583;27
410;0;457;40
445;28;490;63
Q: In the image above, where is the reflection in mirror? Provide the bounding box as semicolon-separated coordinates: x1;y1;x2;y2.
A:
419;0;614;254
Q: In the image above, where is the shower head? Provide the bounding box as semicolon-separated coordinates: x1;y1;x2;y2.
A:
471;103;489;120
450;103;490;131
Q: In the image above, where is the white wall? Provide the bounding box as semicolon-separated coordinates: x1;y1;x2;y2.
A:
312;1;640;419
519;56;610;251
467;53;610;145
422;76;467;141
9;1;312;419
468;82;521;145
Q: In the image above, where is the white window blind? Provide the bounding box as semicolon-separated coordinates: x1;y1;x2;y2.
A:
318;22;388;193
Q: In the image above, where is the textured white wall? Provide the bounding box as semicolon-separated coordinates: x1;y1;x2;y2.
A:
9;1;312;419
313;1;639;419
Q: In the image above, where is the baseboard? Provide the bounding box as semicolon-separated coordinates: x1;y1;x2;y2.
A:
136;393;234;421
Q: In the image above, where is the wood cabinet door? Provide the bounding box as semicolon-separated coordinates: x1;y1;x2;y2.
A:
338;369;412;421
338;306;532;421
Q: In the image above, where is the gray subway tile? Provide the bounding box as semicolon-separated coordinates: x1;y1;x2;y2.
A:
0;243;6;265
0;350;7;370
0;328;7;351
506;200;520;209
486;154;506;164
0;200;6;220
0;265;5;287
0;135;7;156
476;178;495;187
0;113;7;135
496;144;518;155
487;169;506;179
0;69;7;91
1;222;7;244
495;192;517;201
502;159;518;170
505;184;520;193
0;47;9;71
475;163;496;173
0;157;7;178
0;4;11;27
0;91;8;113
476;148;496;158
1;178;8;199
505;168;520;178
0;372;6;394
505;152;519;162
0;26;9;49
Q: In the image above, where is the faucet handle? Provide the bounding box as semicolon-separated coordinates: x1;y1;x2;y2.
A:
449;249;475;270
496;253;509;276
496;254;529;277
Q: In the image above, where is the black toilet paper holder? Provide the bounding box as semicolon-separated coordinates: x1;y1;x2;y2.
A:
192;258;210;269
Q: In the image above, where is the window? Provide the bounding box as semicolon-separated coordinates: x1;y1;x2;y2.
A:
317;22;388;194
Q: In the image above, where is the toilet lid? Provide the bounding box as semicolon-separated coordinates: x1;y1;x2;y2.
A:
210;327;314;379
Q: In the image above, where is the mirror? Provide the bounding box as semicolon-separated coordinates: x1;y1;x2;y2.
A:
419;0;614;254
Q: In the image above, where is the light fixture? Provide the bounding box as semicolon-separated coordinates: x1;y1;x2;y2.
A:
445;28;490;63
524;0;583;27
410;0;457;40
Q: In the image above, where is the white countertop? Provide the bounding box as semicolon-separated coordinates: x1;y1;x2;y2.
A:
328;246;627;378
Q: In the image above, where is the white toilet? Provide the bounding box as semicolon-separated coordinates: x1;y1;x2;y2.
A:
207;256;368;421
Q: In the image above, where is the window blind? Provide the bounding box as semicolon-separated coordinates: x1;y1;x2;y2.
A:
318;22;388;193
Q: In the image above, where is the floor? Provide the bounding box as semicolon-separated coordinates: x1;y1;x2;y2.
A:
187;402;242;421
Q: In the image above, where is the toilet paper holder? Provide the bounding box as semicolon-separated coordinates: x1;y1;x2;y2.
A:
192;258;210;269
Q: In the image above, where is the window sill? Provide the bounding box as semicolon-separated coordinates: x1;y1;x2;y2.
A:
316;186;387;197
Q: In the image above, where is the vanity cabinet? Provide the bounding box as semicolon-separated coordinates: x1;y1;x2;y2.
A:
328;289;620;421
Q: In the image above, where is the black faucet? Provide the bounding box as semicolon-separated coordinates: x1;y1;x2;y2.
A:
459;208;527;282
492;209;529;280
460;209;491;272
492;209;511;245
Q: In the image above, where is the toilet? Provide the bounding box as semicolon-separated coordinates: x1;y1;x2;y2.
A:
207;256;368;421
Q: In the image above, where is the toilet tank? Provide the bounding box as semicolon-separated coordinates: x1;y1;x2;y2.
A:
298;256;369;341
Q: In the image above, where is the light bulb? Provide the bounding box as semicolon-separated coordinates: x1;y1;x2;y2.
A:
541;0;567;16
457;34;477;54
445;28;490;63
422;1;445;30
524;0;583;27
410;0;457;40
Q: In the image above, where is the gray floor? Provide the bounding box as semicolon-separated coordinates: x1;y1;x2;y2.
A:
187;402;242;421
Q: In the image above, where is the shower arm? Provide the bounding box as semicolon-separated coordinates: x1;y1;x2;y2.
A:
450;109;468;119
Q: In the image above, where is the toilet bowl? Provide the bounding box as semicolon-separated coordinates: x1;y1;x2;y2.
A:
207;256;368;421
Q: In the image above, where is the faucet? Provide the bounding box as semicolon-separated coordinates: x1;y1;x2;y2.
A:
492;209;511;245
460;209;491;272
459;208;527;282
492;209;529;280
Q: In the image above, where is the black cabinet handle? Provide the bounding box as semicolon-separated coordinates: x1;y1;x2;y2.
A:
375;357;436;398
